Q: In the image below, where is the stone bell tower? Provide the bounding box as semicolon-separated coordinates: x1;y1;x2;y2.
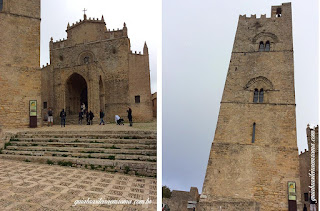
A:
199;3;301;211
0;0;42;128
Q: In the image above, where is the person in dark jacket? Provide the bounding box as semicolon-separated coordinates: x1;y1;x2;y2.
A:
60;109;66;127
89;110;94;125
99;110;105;125
86;110;90;125
78;109;83;125
127;107;132;127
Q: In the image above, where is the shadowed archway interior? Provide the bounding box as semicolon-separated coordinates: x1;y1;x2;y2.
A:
66;73;88;115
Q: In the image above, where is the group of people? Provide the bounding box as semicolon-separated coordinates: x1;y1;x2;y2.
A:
78;103;95;125
115;107;132;127
47;103;133;127
78;109;95;125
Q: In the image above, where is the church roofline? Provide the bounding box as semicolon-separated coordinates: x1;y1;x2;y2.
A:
66;14;106;32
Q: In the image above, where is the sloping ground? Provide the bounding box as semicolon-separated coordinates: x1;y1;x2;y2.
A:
0;130;156;177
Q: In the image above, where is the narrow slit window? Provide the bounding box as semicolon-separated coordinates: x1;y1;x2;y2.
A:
259;89;264;103
252;123;256;143
43;102;48;109
265;41;270;52
259;41;264;52
0;0;3;12
135;95;140;103
304;193;309;202
253;89;259;103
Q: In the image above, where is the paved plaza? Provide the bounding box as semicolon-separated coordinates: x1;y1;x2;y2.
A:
0;122;157;210
0;159;157;211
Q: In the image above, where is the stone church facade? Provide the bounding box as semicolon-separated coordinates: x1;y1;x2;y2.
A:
199;3;302;211
41;14;153;123
0;0;153;128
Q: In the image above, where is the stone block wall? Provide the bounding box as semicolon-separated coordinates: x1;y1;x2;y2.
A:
41;16;153;123
0;0;42;128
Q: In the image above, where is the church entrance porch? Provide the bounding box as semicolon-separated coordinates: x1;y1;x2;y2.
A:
65;73;88;115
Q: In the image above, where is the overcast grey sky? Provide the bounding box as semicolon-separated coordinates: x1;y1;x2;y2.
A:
41;0;158;93
163;0;319;193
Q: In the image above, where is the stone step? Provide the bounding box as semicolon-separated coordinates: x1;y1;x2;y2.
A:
7;141;156;149
10;137;157;145
5;145;156;155
0;154;156;177
16;133;156;140
17;130;156;135
1;150;157;162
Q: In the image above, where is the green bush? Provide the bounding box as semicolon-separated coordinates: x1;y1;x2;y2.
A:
124;166;130;174
108;155;116;160
47;160;54;165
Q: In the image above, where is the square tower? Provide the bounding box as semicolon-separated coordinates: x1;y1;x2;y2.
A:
0;0;42;128
199;3;301;211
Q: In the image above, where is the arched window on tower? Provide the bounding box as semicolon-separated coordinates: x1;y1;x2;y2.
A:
265;41;270;52
0;0;3;12
259;41;264;52
253;89;259;103
259;89;264;103
276;8;282;17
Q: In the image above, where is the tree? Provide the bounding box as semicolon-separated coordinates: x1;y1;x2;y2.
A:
162;186;172;198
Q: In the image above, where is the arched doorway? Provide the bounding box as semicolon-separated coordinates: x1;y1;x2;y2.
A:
66;73;88;115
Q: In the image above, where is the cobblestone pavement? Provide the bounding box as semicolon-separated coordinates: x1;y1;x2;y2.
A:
0;159;157;211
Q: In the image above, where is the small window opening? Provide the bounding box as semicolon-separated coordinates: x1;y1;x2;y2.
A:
265;41;270;52
0;0;3;12
259;89;264;103
43;102;48;109
135;95;140;103
235;67;238;71
259;41;265;52
304;193;309;202
252;123;256;143
276;8;282;17
253;89;259;103
84;56;89;64
59;55;64;61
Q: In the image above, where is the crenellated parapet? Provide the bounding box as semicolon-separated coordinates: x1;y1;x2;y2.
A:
66;15;106;31
50;14;128;50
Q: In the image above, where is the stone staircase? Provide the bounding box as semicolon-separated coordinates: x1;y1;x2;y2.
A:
0;130;157;177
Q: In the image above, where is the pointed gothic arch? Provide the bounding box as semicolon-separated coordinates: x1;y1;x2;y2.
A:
65;73;88;115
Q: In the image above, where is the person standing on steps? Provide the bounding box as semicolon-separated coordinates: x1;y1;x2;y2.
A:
60;109;66;127
99;109;105;125
47;107;53;127
78;109;83;125
81;103;86;114
86;110;90;125
89;110;94;125
127;107;133;127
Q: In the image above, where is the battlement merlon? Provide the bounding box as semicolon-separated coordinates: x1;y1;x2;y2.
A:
239;2;292;20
